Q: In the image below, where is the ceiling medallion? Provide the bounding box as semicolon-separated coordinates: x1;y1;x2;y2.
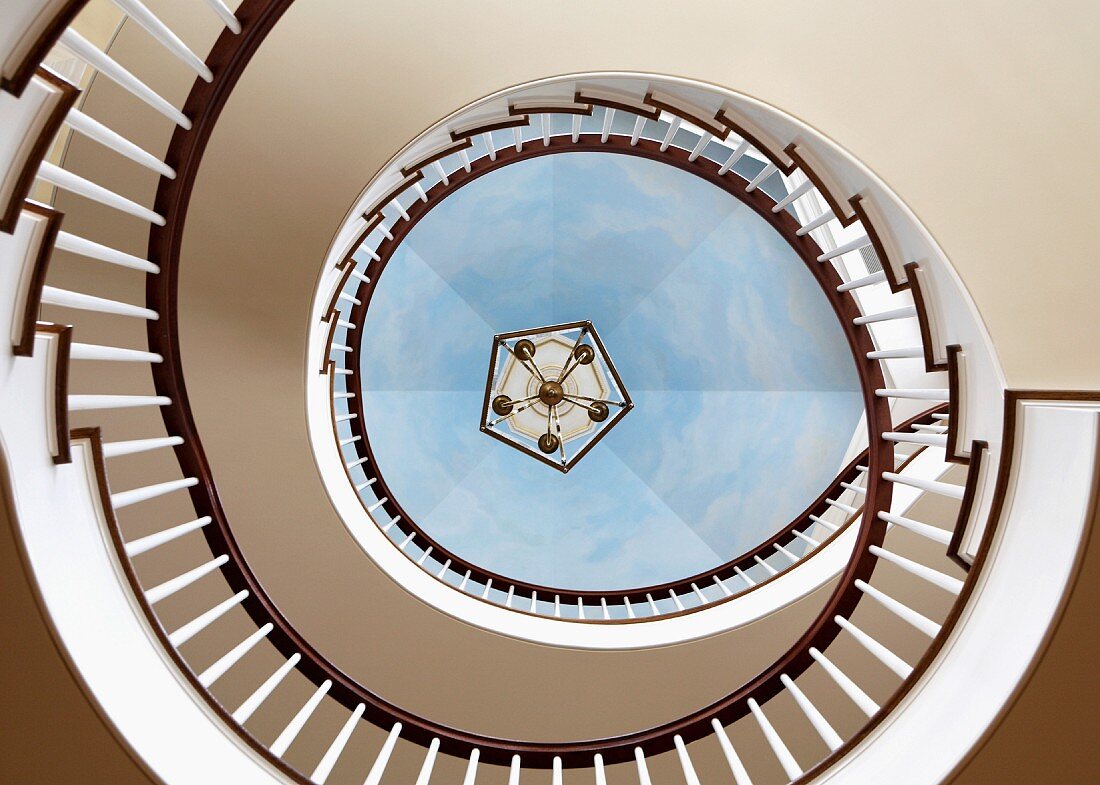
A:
480;321;632;472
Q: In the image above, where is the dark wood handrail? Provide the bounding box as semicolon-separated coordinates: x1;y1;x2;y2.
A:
144;24;905;759
333;133;908;610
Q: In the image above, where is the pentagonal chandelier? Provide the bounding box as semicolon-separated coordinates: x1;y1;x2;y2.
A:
480;321;632;472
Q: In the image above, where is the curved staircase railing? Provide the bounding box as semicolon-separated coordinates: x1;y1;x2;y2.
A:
0;3;1076;785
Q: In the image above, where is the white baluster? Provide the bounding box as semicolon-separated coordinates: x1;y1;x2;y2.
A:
633;748;652;785
883;472;965;500
780;674;842;750
809;647;879;717
673;735;702;785
835;616;913;678
855;579;941;637
463;749;480;785
659;116;681;151
771;178;815;212
110;0;212;80
125;515;211;557
877;511;952;545
869;545;964;593
232;654;302;723
748;697;802;778
717;140;749;175
44;287;158;320
413;737;440;785
55;230;158;272
201;0;242;34
711;719;753;785
111;477;197;509
145;554;228;603
59;29;190;127
745;162;777;192
65;108;176;177
854;306;917;325
312;703;366;783
818;235;871;262
509;754;521;785
269;679;332;756
103;435;181;458
362;723;403;785
199;623;274;687
169;591;248;646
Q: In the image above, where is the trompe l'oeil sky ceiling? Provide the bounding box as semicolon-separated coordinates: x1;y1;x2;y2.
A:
358;152;863;591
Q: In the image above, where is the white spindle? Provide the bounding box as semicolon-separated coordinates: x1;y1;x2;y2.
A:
552;756;563;785
878;511;952;545
570;115;580;144
55;230;158;272
780;674;843;750
103;435;181;458
71;343;162;363
600;108;614;142
481;578;493;599
463;749;480;785
838;270;887;291
826;499;859;515
413;737;440;785
883;431;948;447
169;590;248;646
875;388;950;401
809;647;879;717
630;115;645;146
673;735;702;785
594;753;607;785
362;723;402;785
883;471;965;500
269;679;332;756
869;545;964;593
125;515;211;557
417;547;434;567
691;583;708;604
748;697;802;778
232;654;302;723
713;575;733;596
711;719;753;785
809;514;838;531
509;755;521;785
818;235;871;262
773;543;799;563
201;0;242;34
111;476;197;509
646;593;659;614
633;748;652;785
734;566;756;587
855;579;941;636
505;584;514;606
685;131;712;161
198;623;274;687
753;555;778;576
795;210;835;235
854;306;917;326
70;394;171;412
433;159;450;186
312;703;366;783
110;0;213;80
43;286;158;319
601;597;610;619
745;162;777;192
791;529;820;548
771;178;815;212
541;114;550;146
59;29;190;127
145;555;228;603
65;108;175;177
659;116;682;151
717;140;749;175
578;597;585;619
835;616;913;678
669;590;685;611
868;346;924;360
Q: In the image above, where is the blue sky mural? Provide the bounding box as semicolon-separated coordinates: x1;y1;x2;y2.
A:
359;153;863;590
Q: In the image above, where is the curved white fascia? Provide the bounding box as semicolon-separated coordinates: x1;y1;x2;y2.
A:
810;399;1097;785
307;360;950;650
0;355;289;785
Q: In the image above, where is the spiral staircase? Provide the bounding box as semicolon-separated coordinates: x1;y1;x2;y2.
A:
2;2;1099;783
